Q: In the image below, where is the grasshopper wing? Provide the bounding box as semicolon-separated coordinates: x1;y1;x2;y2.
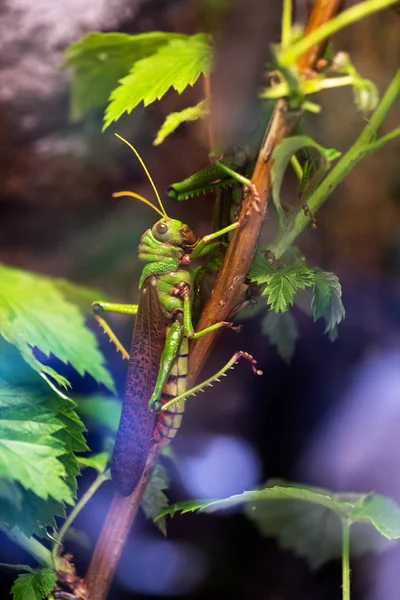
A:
111;278;169;496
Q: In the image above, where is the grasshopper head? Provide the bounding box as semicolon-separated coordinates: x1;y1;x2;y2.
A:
152;218;197;250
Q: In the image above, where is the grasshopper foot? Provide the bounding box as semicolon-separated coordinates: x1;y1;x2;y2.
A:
222;321;242;332
148;398;162;412
92;302;105;315
234;351;263;375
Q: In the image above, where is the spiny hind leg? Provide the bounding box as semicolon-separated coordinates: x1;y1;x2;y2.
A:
161;351;263;411
92;301;138;360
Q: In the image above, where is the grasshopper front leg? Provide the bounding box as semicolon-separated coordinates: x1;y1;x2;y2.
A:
92;301;138;359
182;294;240;339
191;221;242;259
190;182;260;261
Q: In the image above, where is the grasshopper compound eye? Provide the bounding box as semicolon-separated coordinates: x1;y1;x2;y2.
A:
156;222;169;235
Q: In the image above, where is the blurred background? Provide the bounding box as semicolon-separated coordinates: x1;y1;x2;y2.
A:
1;0;400;598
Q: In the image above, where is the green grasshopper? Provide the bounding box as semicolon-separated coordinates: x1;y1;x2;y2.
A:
167;147;255;201
93;135;262;496
168;103;272;202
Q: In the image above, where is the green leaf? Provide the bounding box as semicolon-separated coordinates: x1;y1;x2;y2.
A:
0;563;33;573
159;482;400;569
0;391;71;504
262;311;299;363
294;287;314;316
248;254;315;313
0;376;86;505
64;31;186;120
0;479;23;508
76;395;121;432
271;136;341;223
312;270;345;332
77;452;109;473
0;488;66;538
160;483;347;517
153;99;209;145
262;264;315;313
352;494;400;539
244;487;390;570
353;77;379;112
248;253;275;285
51;278;107;313
0;352;86;533
0;266;115;393
11;568;56;600
332;53;378;113
141;463;170;535
104;34;213;130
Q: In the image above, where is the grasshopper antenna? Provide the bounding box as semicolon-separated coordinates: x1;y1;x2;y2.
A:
114;133;168;218
112;190;165;217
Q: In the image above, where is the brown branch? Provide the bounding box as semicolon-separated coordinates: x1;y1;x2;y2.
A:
189;0;342;384
83;2;342;598
188;100;297;383
296;0;343;73
84;447;158;599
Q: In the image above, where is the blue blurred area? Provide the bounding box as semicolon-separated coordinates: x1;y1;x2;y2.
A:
179;434;261;499
118;537;207;595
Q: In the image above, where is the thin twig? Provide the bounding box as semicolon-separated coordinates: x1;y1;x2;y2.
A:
52;471;110;569
296;0;342;72
341;518;351;600
0;563;34;573
281;0;399;68
268;68;400;259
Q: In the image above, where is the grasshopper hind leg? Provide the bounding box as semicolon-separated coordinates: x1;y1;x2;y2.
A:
161;351;262;412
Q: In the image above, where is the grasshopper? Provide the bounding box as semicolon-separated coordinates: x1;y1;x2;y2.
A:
167;103;272;203
93;135;262;496
167;147;255;201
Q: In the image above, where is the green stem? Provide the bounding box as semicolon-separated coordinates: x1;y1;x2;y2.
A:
312;76;355;92
0;525;53;568
51;470;110;569
290;155;303;181
302;100;321;114
342;518;351;600
280;0;400;67
263;76;355;99
0;562;34;573
363;126;400;153
281;0;292;48
268;68;400;259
